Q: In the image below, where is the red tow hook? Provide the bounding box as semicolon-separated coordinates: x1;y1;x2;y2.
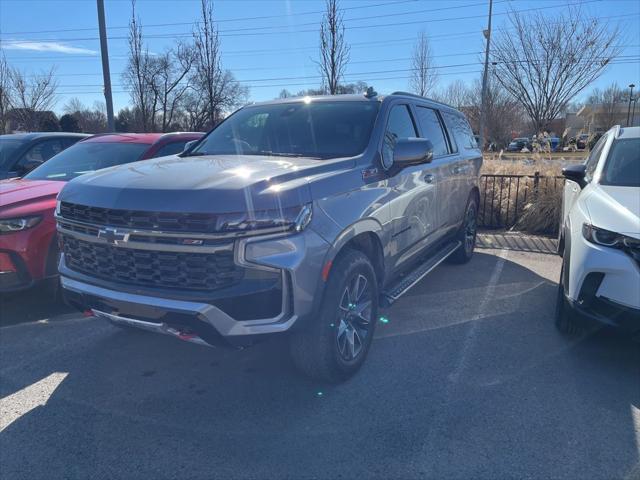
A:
83;310;95;317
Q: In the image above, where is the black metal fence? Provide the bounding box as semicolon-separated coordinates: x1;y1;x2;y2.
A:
478;172;565;232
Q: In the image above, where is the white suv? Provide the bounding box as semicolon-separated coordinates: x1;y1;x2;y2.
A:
556;125;640;334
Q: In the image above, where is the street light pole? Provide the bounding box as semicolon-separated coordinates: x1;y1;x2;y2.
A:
97;0;115;132
479;0;494;152
632;97;637;127
626;83;635;127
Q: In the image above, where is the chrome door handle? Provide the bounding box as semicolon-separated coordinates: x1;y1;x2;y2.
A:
424;174;435;183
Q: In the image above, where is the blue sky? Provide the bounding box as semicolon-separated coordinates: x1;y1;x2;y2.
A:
1;0;638;114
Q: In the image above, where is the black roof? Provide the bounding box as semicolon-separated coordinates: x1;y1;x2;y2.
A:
0;132;92;141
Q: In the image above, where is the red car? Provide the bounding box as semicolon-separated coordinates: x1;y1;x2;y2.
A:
0;132;203;293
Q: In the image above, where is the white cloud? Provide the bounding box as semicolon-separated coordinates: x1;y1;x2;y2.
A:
3;40;97;55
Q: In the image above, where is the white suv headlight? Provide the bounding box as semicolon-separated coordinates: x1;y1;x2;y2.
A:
582;224;636;248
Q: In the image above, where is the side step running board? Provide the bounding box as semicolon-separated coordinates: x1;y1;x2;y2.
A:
381;241;461;307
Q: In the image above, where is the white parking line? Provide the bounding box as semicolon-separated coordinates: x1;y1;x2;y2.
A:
447;250;508;384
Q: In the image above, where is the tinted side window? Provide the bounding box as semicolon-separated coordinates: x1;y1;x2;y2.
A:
152;141;188;158
584;134;606;182
442;111;476;150
382;105;417;169
415;107;449;157
19;139;65;166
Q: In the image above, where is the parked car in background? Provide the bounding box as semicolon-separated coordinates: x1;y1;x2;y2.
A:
0;132;91;180
0;132;203;293
56;91;482;382
576;133;590;150
556;125;640;334
507;137;532;152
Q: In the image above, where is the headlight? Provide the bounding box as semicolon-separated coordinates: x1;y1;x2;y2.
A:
0;215;43;234
582;224;634;248
217;204;312;236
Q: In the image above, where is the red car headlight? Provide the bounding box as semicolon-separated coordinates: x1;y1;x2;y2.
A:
0;215;43;234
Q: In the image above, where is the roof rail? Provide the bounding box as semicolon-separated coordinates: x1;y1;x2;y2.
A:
390;91;452;108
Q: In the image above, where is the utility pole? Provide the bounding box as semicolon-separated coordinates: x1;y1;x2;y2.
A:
97;0;115;131
479;0;493;152
626;83;635;127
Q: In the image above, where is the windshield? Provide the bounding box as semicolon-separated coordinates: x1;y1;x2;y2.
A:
25;142;150;182
192;101;379;159
0;138;25;171
601;138;640;187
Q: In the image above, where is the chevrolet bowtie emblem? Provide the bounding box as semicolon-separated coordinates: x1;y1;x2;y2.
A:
97;227;129;245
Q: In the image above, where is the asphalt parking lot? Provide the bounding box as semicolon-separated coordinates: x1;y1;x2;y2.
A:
1;247;638;480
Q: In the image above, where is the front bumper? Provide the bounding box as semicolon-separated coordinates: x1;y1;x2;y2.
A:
568;234;640;310
60;227;331;346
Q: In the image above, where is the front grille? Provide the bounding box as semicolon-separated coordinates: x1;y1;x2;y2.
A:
61;234;243;291
60;202;217;233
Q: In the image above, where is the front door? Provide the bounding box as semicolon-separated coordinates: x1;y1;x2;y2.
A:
382;104;439;272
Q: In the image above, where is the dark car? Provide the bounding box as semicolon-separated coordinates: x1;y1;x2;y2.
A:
506;137;532;152
0;132;91;180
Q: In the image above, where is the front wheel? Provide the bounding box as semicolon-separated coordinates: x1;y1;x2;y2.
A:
289;249;378;383
448;194;479;264
555;259;580;335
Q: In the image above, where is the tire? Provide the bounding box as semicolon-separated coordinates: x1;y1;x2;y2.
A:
448;194;479;264
555;258;580;335
289;249;378;383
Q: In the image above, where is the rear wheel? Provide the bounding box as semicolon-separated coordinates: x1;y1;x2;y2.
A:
448;194;478;264
289;249;378;383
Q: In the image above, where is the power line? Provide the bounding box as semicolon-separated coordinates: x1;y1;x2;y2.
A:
0;0;606;42
52;57;640;88
0;0;420;35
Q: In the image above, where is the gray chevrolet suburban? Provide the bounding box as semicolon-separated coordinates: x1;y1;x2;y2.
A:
56;91;482;382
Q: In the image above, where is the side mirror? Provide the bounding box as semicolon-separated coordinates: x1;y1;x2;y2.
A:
393;138;434;167
180;140;199;156
562;163;587;188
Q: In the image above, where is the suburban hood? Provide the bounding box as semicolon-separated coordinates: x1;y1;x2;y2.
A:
585;184;640;236
59;154;348;214
0;178;64;210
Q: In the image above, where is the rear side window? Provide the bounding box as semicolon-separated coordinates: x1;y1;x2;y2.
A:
152;141;188;158
442;111;476;150
382;104;417;169
415;106;449;157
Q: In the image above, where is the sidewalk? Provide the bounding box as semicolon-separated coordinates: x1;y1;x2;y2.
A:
477;230;558;255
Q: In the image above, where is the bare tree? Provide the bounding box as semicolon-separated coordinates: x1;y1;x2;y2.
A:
464;77;525;148
122;0;154;131
191;0;248;129
149;43;196;132
0;52;12;134
316;0;350;94
491;8;620;133
586;82;627;130
409;31;437;97
62;97;108;133
433;80;472;110
9;67;58;131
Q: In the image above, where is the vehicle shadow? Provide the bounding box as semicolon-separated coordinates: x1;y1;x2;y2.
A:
0;252;638;479
0;283;74;327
